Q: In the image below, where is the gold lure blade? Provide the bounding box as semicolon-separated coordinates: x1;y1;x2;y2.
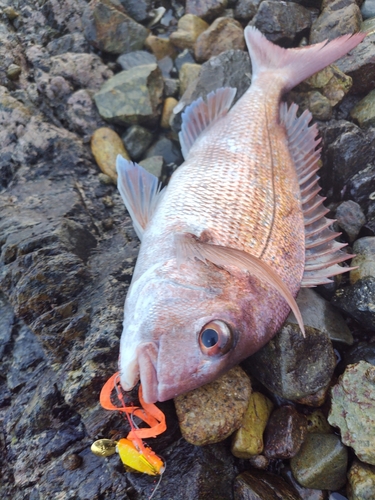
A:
91;439;117;457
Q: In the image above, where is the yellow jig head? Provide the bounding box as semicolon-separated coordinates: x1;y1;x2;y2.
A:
117;438;165;476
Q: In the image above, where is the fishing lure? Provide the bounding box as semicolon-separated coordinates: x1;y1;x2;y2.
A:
91;372;166;476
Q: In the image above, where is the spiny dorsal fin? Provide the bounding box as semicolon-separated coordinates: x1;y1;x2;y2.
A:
116;155;165;240
179;87;237;160
280;103;355;287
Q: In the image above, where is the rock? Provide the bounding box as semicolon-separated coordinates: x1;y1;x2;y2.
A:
250;0;313;45
66;89;106;136
119;0;152;23
310;0;362;44
161;97;178;129
332;277;375;330
244;323;336;404
144;35;176;60
186;0;228;22
3;6;19;20
93;64;164;126
347;460;375;500
350;89;375;128
91;127;130;181
164;77;180;98
234;0;262;22
231;392;273;458
264;406;308;460
350;237;375;284
7;64;21;80
46;33;90;56
335;32;375;94
290;90;332;121
194;18;245;63
170;14;209;50
175;49;196;72
282;466;328;500
139;156;164;179
361;0;375;19
82;0;149;54
328;361;375;465
247;455;270;470
179;62;202;96
305;410;333;435
346;163;375;228
291;433;348;490
116;50;156;70
145;136;183;166
343;342;375;367
174;366;251;446
234;469;301;500
335;201;366;243
121;124;153;161
287;287;353;345
171;49;251;133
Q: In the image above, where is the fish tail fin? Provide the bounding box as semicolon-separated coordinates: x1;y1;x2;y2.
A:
244;27;366;91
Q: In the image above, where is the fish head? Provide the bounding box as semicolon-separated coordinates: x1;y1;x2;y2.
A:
119;261;283;403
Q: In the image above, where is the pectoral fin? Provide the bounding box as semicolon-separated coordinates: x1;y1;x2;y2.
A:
175;233;305;335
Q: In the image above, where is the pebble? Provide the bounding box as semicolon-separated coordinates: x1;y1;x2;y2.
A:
121;125;153;162
144;35;176;60
305;410;333;435
186;0;228;22
164;77;180;98
288;287;353;345
161;97;178;129
7;64;22;80
290;91;332;121
179;62;202;96
94;64;164;126
350;89;375;128
116;50;156;71
328;361;375;466
245;323;336;404
3;6;19;20
174;366;251;446
194;18;245;63
282;467;328;500
234;0;262;22
139;156;164;179
350;237;375;284
291;433;348;490
231;391;273;458
332;277;375;330
310;0;361;44
62;453;82;471
263;405;307;460
335;201;366;243
170;14;209;50
175;49;196;72
361;0;375;20
91;127;130;182
234;469;301;500
347;459;375;500
145;136;183;166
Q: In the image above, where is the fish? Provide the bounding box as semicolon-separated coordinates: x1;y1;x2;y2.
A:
115;27;365;404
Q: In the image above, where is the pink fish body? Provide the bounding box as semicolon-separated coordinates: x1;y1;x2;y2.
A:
116;28;365;403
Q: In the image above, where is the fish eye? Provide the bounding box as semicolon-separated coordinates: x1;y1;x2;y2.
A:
199;320;233;356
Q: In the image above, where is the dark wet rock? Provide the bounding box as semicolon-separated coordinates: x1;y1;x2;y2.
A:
82;0;149;55
329;361;375;465
288;287;353;345
145;136;183;166
350;88;375;128
282;466;328;500
234;469;301;500
186;0;228;22
195;17;245;63
335;32;375;95
121;124;154;161
119;0;152;23
234;0;262;22
347;459;375;500
250;0;313;45
344;341;375;367
175;49;196;72
171;49;251;133
291;433;348;490
139;155;165;178
264;406;308;460
244;323;336;403
66;89;107;136
170;14;209;50
335;200;366;243
94;64;164;126
175;366;251;446
231;391;273;458
332;277;375;330
350;237;375;284
346;164;375;235
310;0;361;44
116;50;156;70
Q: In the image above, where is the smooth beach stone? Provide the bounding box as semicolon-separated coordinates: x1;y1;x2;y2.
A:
121;124;153;162
288;287;353;345
350;237;375;284
290;433;348;490
282;466;328;500
264;405;307;459
305;410;333;435
91;127;130;181
145;136;183;166
335;201;366;243
347;459;375;500
231;391;273;458
328;361;375;465
361;0;375;19
350;89;375;128
245;323;336;403
332;277;375;330
116;50;156;71
234;469;301;500
170;14;209;50
174;366;251;446
161;97;178;129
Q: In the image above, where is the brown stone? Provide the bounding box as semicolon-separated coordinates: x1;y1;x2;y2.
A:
91;127;130;181
161;97;178;129
195;18;245;63
144;35;176;60
170;14;209;50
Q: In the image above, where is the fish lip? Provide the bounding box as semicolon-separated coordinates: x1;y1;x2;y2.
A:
137;342;159;404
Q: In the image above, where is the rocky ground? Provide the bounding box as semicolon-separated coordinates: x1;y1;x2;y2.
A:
1;0;375;499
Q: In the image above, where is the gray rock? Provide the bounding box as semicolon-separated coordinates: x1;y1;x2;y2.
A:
118;0;152;23
66;89;106;136
335;200;366;242
332;277;375;329
186;0;228;22
164;77;180;97
139;155;165;179
350;88;375;128
346;163;375;219
234;0;262;22
310;0;362;44
145;136;183;166
116;50;157;70
250;0;313;45
288;287;354;345
350;237;375;283
46;33;90;56
93;64;164;126
175;49;196;72
361;0;375;18
121;124;154;161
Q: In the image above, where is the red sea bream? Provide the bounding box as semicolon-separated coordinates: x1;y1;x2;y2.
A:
116;27;365;403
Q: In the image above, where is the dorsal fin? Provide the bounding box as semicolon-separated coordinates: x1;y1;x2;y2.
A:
280;103;355;287
116;155;165;240
179;87;237;160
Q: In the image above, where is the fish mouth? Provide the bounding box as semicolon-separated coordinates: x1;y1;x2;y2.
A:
137;342;159;404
